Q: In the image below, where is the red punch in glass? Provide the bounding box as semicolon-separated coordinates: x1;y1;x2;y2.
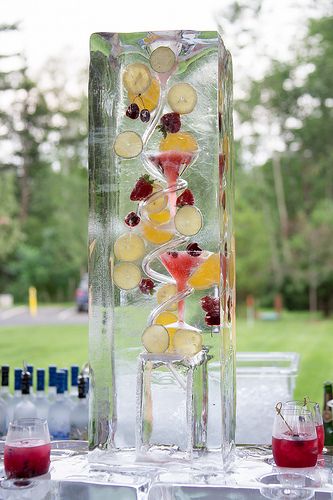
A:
285;399;324;454
272;403;318;468
4;418;51;479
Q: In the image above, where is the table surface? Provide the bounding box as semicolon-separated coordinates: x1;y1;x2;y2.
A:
1;442;333;499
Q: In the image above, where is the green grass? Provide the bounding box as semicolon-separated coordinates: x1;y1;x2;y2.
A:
0;324;88;388
237;312;333;404
0;312;332;403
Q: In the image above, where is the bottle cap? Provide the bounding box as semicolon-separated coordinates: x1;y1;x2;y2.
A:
71;366;79;386
37;368;45;392
14;368;22;391
49;365;57;387
1;365;9;387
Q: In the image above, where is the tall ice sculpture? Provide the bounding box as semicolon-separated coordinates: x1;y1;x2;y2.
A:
88;30;235;468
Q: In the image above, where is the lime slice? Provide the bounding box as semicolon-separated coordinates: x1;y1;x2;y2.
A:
174;205;203;236
142;324;169;353
114;233;145;262
114;131;143;159
113;262;141;290
173;329;202;356
150;47;176;73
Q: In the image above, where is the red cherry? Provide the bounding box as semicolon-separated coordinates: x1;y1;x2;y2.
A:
130;175;154;201
140;109;150;122
176;189;195;207
126;103;140;119
139;278;155;295
124;211;140;227
186;243;202;257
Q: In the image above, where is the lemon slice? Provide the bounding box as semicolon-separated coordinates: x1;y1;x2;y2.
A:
153;311;178;326
149;208;171;225
142;221;173;245
146;183;168;214
167;83;197;114
156;284;178;311
173;329;202;356
142;324;169;353
150;46;176;73
114;233;145;262
123;63;151;94
114;131;142;159
174;205;203;236
113;262;141;290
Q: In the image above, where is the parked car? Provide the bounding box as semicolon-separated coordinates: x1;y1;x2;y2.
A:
75;274;88;312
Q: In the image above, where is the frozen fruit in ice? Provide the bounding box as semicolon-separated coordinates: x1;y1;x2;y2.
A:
201;295;219;313
142;221;173;245
113;262;141;290
167;83;197;114
123;63;151;94
114;233;145;261
149;208;171;225
153;311;178;326
126;103;140;119
159;131;198;153
142;324;169;353
158;112;181;137
174;205;203;236
140;109;150;122
173;329;202;356
150;46;176;73
176;189;195;207
114;131;143;159
128;78;160;112
188;253;220;290
167;251;178;258
139;278;155;295
201;295;220;325
186;242;202;257
124;211;140;227
130;175;154;201
145;183;167;214
156;284;177;311
205;311;220;326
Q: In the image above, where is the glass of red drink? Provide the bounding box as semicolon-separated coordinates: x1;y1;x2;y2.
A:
4;418;51;479
272;406;318;468
285;400;324;454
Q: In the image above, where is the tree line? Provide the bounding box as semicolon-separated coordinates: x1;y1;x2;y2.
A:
0;17;332;314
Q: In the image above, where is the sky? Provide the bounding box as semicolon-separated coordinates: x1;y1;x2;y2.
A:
2;0;326;87
2;0;329;163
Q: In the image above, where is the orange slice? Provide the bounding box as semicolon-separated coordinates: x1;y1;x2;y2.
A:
128;77;160;112
159;132;198;153
142;221;173;245
188;253;220;290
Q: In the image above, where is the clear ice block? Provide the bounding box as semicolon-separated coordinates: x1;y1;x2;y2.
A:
88;30;235;468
